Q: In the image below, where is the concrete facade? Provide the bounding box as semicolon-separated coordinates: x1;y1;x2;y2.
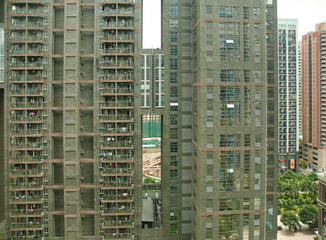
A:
3;0;278;239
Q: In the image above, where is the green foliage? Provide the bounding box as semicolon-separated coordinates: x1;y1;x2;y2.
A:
278;170;319;229
298;205;318;228
281;212;300;230
144;177;156;184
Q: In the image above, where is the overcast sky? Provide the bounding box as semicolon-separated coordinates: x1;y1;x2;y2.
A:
143;0;161;49
278;0;326;39
143;0;326;48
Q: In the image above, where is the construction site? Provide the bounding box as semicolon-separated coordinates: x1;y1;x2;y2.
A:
141;117;162;229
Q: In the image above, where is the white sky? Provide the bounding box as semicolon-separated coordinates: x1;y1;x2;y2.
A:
142;0;161;49
142;0;326;48
278;0;326;39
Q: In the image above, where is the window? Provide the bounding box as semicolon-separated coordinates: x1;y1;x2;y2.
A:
220;87;241;126
170;223;178;234
220;70;240;82
0;29;4;82
218;6;239;19
155;54;165;107
170;5;178;16
207;99;213;110
170;185;178;194
170;156;178;166
219;22;240;62
219;151;241;191
170;59;178;69
170;170;178;180
170;128;178;138
141;54;151;107
170;142;178;152
219;198;240;211
170;86;178;98
170;32;177;42
244;134;250;146
170;18;178;30
170;46;178;56
206;5;212;14
219;215;240;239
170;72;178;83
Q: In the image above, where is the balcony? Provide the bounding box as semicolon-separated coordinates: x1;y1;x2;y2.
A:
102;9;134;16
11;7;26;15
27;48;43;55
10;128;25;135
11;34;27;41
102;47;134;55
103;0;135;4
103;228;133;239
11;21;27;28
11;47;26;55
102;34;134;42
11;75;25;81
27;7;43;15
100;154;134;162
103;220;133;227
99;101;133;108
101;168;133;175
99;114;134;122
100;88;134;95
101;180;133;189
27;34;43;42
26;21;43;29
103;207;133;214
102;21;134;29
102;60;134;68
26;62;42;68
100;73;134;81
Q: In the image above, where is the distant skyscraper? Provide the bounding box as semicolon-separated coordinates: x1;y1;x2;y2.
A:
298;41;302;136
277;19;299;171
3;0;278;239
302;22;326;170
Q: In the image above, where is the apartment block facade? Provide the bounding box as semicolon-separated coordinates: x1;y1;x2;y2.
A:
3;0;278;239
302;22;326;171
277;19;299;171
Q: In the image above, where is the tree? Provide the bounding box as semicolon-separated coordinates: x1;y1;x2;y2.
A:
301;175;318;197
298;205;318;228
144;177;156;184
281;212;300;231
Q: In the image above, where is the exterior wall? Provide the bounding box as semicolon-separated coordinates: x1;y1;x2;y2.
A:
278;19;299;172
191;1;278;240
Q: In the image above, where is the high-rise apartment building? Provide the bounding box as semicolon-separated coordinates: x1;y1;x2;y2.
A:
298;41;302;136
0;7;6;227
0;27;5;225
302;22;326;171
3;0;278;239
277;19;299;171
